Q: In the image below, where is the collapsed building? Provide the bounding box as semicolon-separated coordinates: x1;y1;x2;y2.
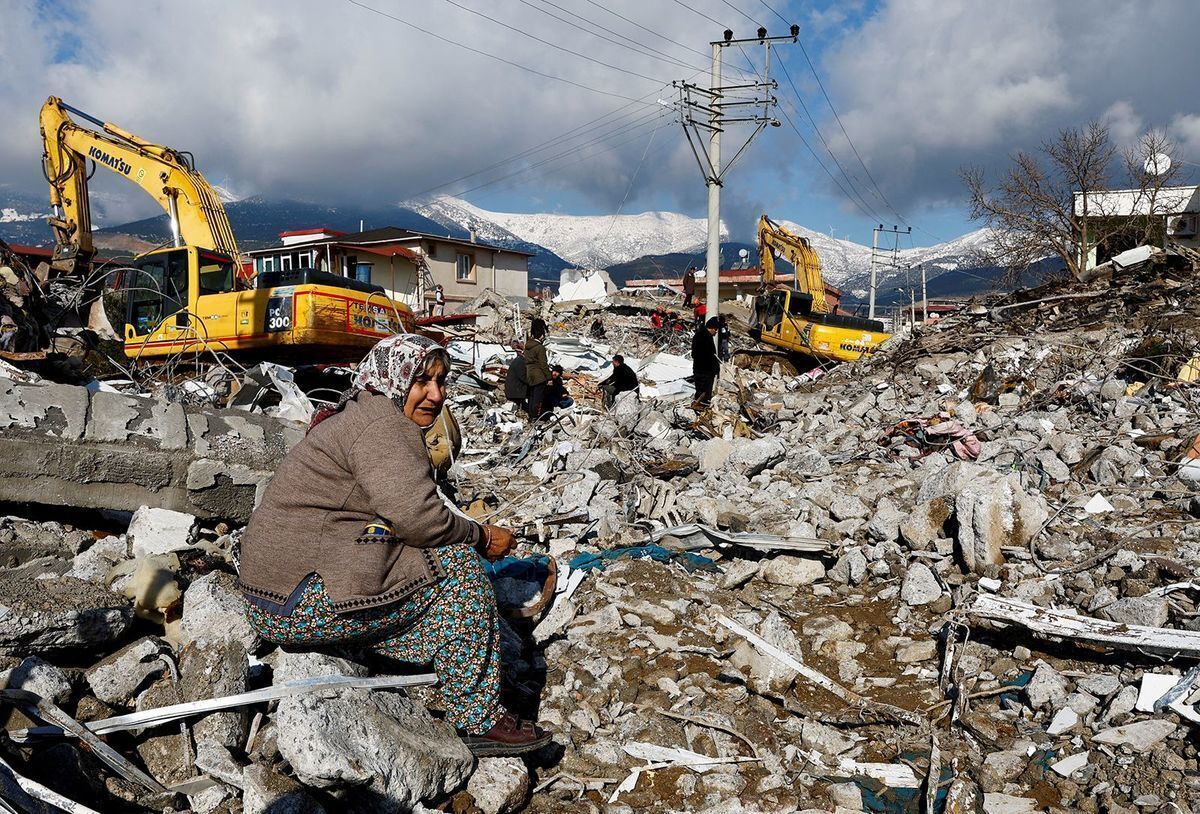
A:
0;247;1198;814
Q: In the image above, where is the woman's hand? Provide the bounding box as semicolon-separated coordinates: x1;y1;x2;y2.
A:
481;525;516;561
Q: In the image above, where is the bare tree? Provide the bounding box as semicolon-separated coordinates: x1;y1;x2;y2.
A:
961;122;1184;280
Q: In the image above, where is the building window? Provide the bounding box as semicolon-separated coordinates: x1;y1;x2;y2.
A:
261;256;275;273
298;251;312;269
281;254;293;271
456;252;475;283
354;262;373;283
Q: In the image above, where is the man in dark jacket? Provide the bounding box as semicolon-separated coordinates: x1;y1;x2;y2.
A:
543;364;573;411
691;317;720;410
504;349;528;413
682;267;697;307
524;318;551;418
598;354;639;408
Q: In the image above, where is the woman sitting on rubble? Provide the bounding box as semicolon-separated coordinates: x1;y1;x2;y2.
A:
237;334;551;756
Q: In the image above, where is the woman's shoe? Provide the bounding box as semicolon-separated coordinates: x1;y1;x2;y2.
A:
460;712;552;756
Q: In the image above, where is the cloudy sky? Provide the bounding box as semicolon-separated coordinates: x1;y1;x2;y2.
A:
3;0;1199;246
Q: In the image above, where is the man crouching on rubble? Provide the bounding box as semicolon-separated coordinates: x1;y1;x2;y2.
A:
237;334;551;756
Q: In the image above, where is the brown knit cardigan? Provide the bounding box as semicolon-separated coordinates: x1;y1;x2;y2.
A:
239;391;482;613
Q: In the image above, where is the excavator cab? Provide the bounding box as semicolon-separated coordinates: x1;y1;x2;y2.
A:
124;246;237;353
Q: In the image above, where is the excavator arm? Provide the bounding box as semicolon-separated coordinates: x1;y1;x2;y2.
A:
40;96;239;274
757;215;830;314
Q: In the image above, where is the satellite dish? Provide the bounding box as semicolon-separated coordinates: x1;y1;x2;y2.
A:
738;249;749;259
1145;152;1172;176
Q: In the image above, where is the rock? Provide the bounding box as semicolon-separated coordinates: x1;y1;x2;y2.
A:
1104;685;1138;720
127;506;198;558
271;651;472;809
242;763;326;814
86;637;166;705
718;559;759;590
467;757;530;814
827;550;867;586
0;574;131;655
1076;674;1121;697
789;447;832;477
180;639;248;748
135;679;191;785
1046;707;1079;735
866;498;904;543
829;495;868;522
65;535;127;583
800;719;854;755
899;498;952;550
1;656;72;703
916;462;1048;572
1098;596;1170;628
1049;751;1090;778
726;438;785;477
1091;719;1176;750
180;571;259;651
827;782;863;810
895;640;938;663
899;563;941;606
194;738;244;788
982;750;1027;785
1026;662;1068;710
983;793;1039;813
699;438;734;473
760;556;825;587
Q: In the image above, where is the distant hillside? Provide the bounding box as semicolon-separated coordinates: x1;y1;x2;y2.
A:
604;243;757;287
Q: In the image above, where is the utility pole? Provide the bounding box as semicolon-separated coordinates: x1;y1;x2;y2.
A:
672;26;798;324
920;264;927;322
704;42;723;319
909;288;916;328
868;224;910;320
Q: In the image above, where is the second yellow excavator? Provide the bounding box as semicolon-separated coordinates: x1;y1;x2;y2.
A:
40;97;414;364
749;215;891;364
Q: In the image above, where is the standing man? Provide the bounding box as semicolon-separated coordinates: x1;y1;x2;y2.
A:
524;318;551;419
434;284;446;316
504;344;528;414
682;266;696;307
691;317;720;411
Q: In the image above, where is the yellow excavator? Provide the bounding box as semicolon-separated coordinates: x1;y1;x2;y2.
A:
40;96;415;363
749;214;890;364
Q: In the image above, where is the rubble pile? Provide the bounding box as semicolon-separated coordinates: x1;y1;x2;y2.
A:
1;255;1198;813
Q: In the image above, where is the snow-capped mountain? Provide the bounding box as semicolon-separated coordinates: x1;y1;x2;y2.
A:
412;195;728;269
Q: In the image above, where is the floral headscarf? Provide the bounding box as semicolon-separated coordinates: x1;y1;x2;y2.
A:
310;334;451;431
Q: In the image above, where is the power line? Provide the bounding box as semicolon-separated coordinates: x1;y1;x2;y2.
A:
438;0;665;83
518;0;708;76
454;115;676;202
669;0;725;29
579;0;749;73
776;58;885;223
345;0;652;103
776;104;886;224
716;0;762;28
447;112;675;200
754;0;790;28
406;97;668;201
793;36;920;232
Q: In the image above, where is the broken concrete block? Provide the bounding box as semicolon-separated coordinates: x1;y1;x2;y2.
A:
467;757;530;814
242;763;326;814
0;574;131;655
895;640;938;663
699;438;734;473
899;563;941;606
65;535;128;584
1098;596;1170;628
760;556;825;586
1092;719;1176;750
788;446;832;477
726;438;785;477
1;656;72;703
1025;662;1068;710
134;679;191;786
272;650;472;809
86;636;166;705
827;549;867;585
180;638;248;748
180;571;259;652
866;498;904;543
899;498;951;550
718;558;759;590
128;506;197;558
